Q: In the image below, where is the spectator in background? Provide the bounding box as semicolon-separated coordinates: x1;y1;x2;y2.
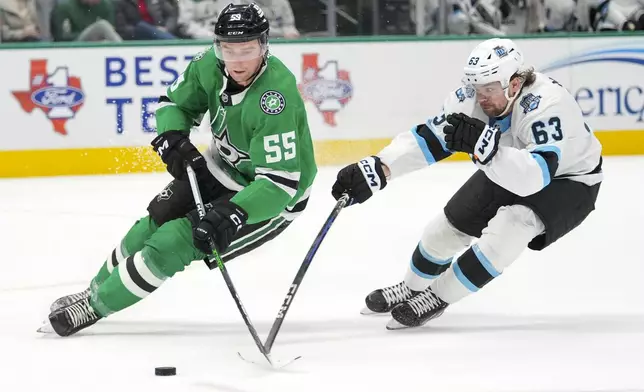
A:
0;0;41;42
50;0;122;42
542;0;576;32
578;0;644;31
240;0;299;38
619;0;644;29
500;0;549;33
467;0;505;34
178;0;299;39
114;0;179;40
177;0;226;38
411;0;505;35
35;0;53;41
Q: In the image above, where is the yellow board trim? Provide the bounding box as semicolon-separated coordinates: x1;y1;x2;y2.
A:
0;130;642;178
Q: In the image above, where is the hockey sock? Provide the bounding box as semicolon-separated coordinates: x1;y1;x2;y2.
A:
403;242;453;292
403;213;473;291
91;216;159;288
431;205;544;303
431;244;501;303
90;217;202;316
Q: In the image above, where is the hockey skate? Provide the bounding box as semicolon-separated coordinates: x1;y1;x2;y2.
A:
38;297;102;336
49;288;90;312
361;281;418;315
386;286;448;330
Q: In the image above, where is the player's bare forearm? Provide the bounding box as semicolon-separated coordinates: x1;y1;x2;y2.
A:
382;163;391;180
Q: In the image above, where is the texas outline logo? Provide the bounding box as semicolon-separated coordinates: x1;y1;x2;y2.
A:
12;59;85;136
298;53;353;127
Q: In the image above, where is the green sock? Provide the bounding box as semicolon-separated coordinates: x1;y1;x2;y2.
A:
90;216;159;300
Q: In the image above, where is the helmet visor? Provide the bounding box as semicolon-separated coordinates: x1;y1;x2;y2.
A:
214;37;267;62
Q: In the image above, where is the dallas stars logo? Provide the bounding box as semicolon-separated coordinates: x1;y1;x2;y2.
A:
156;183;173;202
214;127;249;168
260;90;285;115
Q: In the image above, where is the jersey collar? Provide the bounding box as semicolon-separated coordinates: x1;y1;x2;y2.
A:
220;63;269;106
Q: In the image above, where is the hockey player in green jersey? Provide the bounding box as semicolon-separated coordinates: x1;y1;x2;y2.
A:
40;2;317;337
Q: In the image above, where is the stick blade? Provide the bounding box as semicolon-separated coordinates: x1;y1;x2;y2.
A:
237;352;301;369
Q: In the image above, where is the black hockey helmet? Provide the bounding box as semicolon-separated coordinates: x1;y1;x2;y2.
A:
214;3;270;44
213;3;270;70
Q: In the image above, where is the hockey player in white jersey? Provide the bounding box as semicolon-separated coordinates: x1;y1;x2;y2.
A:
331;38;603;330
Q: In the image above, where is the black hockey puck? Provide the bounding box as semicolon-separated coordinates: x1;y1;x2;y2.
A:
155;367;176;376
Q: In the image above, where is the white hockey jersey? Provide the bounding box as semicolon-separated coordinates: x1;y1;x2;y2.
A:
378;72;603;197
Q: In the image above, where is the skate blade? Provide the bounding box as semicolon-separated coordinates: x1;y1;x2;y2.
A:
360;307;376;315
37;318;54;334
385;318;413;330
360;307;390;316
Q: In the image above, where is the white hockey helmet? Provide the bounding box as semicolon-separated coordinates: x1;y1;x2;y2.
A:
462;38;524;89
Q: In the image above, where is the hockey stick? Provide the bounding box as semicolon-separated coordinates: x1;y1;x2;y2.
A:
264;193;350;354
186;165;274;367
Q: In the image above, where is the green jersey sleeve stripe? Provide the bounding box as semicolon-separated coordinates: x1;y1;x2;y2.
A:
258;171;299;191
255;167;301;181
256;175;298;198
222;217;286;257
157;102;177;110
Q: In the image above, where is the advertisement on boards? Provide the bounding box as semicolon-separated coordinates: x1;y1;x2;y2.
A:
538;40;644;132
2;46;201;150
1;36;643;155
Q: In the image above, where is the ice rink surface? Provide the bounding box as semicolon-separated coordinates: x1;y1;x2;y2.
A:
1;157;643;392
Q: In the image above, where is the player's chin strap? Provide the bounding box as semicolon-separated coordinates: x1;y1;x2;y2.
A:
498;77;525;117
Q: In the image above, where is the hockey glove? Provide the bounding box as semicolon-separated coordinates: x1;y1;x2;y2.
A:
444;113;501;165
151;131;207;180
331;156;387;206
192;200;248;254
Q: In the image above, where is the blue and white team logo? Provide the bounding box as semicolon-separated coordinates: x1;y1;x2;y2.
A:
494;46;508;58
455;85;476;102
520;93;541;114
260;90;286;115
455;88;466;102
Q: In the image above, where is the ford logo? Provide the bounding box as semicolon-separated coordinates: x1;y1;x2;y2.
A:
301;79;352;102
31;86;85;108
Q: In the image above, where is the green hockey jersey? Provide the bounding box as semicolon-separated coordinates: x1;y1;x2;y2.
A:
155;47;317;225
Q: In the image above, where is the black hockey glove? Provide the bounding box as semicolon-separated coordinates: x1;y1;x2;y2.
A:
444;113;501;165
151;131;207;180
192;200;248;254
331;156;387;206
